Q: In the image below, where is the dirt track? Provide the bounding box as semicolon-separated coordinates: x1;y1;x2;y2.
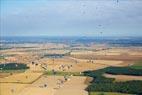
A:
18;76;90;95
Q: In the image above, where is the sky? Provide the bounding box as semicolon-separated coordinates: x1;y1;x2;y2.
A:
0;0;142;37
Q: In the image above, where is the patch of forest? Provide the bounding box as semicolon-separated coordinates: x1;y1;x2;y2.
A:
83;67;142;94
0;63;29;70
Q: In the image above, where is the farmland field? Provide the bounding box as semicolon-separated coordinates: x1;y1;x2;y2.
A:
130;61;142;69
0;37;142;95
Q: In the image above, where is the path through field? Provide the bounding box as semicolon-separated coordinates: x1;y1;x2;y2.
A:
18;75;89;95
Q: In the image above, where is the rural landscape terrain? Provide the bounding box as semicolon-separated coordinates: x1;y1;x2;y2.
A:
1;0;142;95
0;37;142;95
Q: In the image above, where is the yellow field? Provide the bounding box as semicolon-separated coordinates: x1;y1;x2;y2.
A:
0;71;42;83
0;83;28;95
19;76;89;95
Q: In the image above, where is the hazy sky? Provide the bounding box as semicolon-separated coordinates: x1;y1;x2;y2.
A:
1;0;142;37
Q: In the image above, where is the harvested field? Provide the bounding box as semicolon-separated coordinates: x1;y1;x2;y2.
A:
71;54;142;61
0;83;28;95
0;73;11;78
30;57;111;72
0;71;42;83
18;76;90;95
71;47;142;61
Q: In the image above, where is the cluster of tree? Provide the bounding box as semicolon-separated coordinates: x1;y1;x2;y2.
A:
0;47;12;50
83;70;115;83
44;54;66;58
0;63;29;70
105;67;142;76
87;81;142;94
43;52;72;58
83;67;142;94
44;71;82;76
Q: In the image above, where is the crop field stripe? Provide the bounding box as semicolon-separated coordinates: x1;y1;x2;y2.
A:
0;73;44;84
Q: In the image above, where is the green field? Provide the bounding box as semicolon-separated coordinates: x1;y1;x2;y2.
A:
0;56;5;60
130;61;142;69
